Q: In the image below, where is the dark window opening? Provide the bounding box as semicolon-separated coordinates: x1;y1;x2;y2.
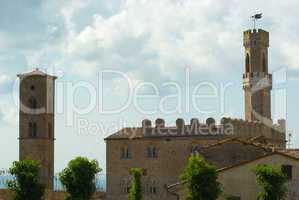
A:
226;196;241;200
126;186;130;193
28;97;37;109
48;123;52;138
121;146;131;159
147;146;158;158
149;186;157;194
29;122;37;137
262;53;267;73
30;85;35;90
246;53;250;73
282;165;293;180
191;145;200;156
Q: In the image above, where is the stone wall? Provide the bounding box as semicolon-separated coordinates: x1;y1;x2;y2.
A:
0;189;105;200
0;189;14;200
221;117;286;148
218;153;299;200
106;136;222;200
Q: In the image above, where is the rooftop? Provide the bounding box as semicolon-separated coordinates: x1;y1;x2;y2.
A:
17;68;57;78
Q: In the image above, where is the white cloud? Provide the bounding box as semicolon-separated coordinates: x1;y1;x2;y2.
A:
0;105;18;125
0;74;14;94
282;43;299;70
65;0;246;83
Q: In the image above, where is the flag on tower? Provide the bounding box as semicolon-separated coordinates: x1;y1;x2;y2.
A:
251;13;263;19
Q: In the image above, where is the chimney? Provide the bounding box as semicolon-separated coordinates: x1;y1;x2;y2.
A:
190;118;200;135
155;118;165;128
142;119;152;128
206;117;216;126
176;118;185;134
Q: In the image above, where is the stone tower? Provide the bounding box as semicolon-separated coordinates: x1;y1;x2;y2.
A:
243;29;272;123
18;69;57;190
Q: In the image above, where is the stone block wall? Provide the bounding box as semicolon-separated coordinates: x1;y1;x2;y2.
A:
0;189;106;200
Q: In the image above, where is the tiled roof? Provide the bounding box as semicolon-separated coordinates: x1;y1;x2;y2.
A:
168;149;299;191
278;149;299;159
17;68;57;78
105;126;228;140
200;137;273;151
217;150;299;173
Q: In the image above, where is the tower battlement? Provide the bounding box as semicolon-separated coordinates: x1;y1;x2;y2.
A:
221;117;286;147
243;29;269;47
136;118;286;147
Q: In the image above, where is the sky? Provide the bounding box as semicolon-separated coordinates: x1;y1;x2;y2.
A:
0;0;298;174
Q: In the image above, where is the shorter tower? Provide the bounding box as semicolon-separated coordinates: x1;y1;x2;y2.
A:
18;69;57;190
243;29;272;123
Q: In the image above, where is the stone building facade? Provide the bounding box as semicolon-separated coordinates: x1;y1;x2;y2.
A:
17;69;57;190
170;150;299;200
217;151;299;200
105;28;287;200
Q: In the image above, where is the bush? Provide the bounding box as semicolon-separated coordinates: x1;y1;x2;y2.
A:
128;168;143;200
181;155;222;200
59;157;101;200
254;164;287;200
7;159;45;200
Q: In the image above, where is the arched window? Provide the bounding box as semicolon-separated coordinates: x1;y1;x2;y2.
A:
262;53;267;73
29;122;37;137
149;181;158;195
28;97;37;109
246;53;250;73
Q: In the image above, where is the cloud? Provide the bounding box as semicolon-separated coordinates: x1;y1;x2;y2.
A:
67;1;241;75
0;104;18;125
0;74;14;94
281;43;299;70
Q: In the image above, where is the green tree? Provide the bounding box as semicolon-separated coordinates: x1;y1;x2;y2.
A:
128;168;143;200
7;159;45;200
59;157;101;200
181;155;222;200
254;164;287;200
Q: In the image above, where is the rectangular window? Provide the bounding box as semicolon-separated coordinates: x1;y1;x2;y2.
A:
48;123;52;138
121;146;131;159
147;147;158;158
29;122;37;137
282;165;293;180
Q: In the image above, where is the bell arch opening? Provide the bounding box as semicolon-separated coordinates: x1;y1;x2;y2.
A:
246;53;250;73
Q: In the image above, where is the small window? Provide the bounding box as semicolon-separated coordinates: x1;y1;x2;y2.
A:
246;53;250;73
191;145;200;156
121;179;131;194
282;165;293;180
28;97;37;109
30;85;35;90
226;196;241;200
48;123;52;138
121;146;131;159
147;146;158;158
262;53;267;73
126;187;130;193
148;181;158;195
29;122;37;137
149;186;157;194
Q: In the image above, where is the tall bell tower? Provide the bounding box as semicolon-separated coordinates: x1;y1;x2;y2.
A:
18;69;57;190
243;29;272;123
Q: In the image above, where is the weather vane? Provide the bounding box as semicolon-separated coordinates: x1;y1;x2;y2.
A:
251;13;263;29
